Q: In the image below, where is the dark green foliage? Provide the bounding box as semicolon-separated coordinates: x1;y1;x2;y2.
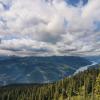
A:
0;67;100;100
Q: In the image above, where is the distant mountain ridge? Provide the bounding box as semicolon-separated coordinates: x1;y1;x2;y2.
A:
0;56;92;85
85;55;100;63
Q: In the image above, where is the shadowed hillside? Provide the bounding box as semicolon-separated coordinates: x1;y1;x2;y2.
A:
0;56;92;85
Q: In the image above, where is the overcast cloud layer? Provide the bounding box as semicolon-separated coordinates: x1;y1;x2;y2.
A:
0;0;100;56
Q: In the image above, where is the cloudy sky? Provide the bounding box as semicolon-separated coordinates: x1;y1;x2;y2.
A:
0;0;100;56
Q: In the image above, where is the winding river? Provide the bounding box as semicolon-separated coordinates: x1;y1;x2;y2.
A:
74;61;98;75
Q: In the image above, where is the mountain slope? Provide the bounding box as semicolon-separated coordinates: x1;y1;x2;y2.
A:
0;56;92;85
85;56;100;63
0;67;100;100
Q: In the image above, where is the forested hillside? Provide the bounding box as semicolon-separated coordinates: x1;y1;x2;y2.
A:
0;56;92;85
0;66;100;100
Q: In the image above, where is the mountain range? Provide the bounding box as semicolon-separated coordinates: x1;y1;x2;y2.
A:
0;56;99;86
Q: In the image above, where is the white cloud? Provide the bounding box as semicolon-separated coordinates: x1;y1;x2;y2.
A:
0;0;100;56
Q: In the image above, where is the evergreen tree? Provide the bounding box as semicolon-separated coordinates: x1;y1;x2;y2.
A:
94;73;100;98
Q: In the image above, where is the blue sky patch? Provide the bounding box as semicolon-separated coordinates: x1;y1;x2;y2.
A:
65;0;88;6
0;1;11;10
94;21;100;32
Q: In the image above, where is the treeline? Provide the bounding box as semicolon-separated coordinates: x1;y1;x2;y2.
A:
0;67;100;100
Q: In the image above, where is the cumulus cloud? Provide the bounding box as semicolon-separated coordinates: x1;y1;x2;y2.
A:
0;0;100;56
